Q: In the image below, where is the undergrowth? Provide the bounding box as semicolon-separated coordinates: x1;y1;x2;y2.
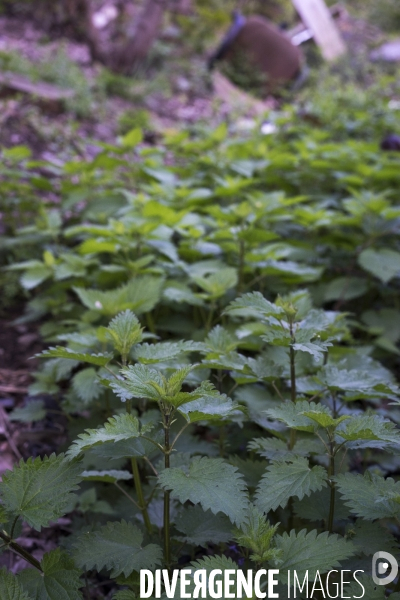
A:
0;70;400;599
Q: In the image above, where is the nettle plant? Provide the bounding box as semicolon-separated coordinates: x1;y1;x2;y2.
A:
1;290;400;599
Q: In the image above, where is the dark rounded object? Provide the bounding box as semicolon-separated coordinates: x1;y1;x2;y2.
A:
381;134;400;151
209;14;303;93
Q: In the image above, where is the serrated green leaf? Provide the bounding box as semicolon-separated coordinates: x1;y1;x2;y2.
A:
302;411;350;429
105;310;143;357
81;470;133;483
265;401;331;432
8;400;46;423
177;393;242;423
0;568;32;600
174;506;233;546
132;341;198;364
335;472;400;520
275;529;355;583
248;437;323;460
0;454;82;530
255;457;328;512
203;326;239;354
36;347;112;366
336;414;400;447
224;291;284;319
67;414;144;458
158;457;248;525
18;549;83;600
72;520;162;577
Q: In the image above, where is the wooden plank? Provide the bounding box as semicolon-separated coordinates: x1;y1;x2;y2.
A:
291;0;346;60
0;72;75;100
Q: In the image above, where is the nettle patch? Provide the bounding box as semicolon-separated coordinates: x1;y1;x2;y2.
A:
1;90;400;598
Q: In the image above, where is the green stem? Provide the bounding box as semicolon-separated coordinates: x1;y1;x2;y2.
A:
289;326;297;450
131;458;152;533
0;530;43;572
327;446;336;534
163;418;171;569
238;238;245;294
205;302;215;332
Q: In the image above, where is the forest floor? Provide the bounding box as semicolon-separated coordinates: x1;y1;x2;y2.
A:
0;4;396;559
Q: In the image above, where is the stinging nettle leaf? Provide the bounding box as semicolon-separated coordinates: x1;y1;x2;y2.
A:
0;454;82;531
18;548;83;600
105;310;143;357
36;347;112;366
275;529;355;583
0;567;32;600
158;456;248;525
72;520;162;577
67;414;145;459
174;506;233;546
255;457;328;513
335;472;400;520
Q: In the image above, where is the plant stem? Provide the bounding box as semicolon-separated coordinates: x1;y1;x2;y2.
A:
289;323;297;450
163;416;171;569
0;530;43;572
238;238;245;293
327;445;336;534
131;458;152;533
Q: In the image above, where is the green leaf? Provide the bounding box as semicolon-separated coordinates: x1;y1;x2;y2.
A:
177;393;242;423
350;520;399;557
0;454;82;530
18;549;83;600
36;347;112;366
121;127;143;148
224;292;284;319
174;506;233;546
72;520;162;577
132;341;198;364
265;401;331;432
72;368;102;404
336;414;400;447
358;248;400;283
248;437;323;460
8;400;46;423
293;487;349;522
345;575;385;600
302;411;350;429
255;457;327;512
20;264;53;290
73;276;163;316
67;414;144;458
81;470;133;484
0;568;32;600
335;472;400;520
158;456;248;525
275;529;355;583
105;310;143;357
323;277;368;302
203;326;239;354
192;267;237;299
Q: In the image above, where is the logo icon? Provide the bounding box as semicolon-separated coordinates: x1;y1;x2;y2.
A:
372;551;398;586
